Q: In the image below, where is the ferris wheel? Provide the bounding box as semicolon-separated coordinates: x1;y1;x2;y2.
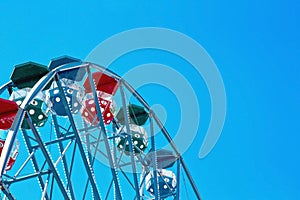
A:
0;56;202;200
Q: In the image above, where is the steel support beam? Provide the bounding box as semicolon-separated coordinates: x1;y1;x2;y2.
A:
52;115;76;199
87;67;122;200
26;117;70;199
149;112;159;199
119;82;141;200
55;74;101;200
21;130;50;200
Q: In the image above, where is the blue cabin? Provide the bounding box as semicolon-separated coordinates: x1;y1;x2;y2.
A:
145;169;177;198
47;80;84;116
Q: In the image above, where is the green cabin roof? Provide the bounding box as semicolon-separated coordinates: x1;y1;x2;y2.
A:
116;104;149;126
10;62;51;89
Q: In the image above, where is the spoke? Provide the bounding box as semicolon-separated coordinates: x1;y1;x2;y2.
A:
21;129;49;200
120;82;141;199
176;160;181;200
87;66;122;199
149;112;159;199
26;117;70;199
55;74;101;200
41;174;51;200
13;150;35;178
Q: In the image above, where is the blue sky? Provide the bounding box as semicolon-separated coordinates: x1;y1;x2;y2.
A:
0;0;299;199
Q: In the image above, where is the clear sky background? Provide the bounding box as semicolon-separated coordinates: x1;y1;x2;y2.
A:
0;0;299;199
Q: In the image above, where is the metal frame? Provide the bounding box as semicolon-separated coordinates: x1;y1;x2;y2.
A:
0;62;202;200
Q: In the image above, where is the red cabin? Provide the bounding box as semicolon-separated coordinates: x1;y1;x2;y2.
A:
0;139;19;171
81;96;115;125
83;72;119;95
0;98;19;130
81;72;118;126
